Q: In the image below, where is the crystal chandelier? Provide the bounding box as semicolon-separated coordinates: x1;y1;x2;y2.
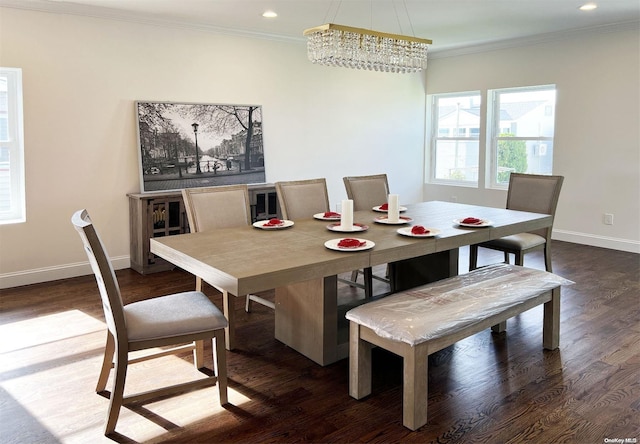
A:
303;23;432;73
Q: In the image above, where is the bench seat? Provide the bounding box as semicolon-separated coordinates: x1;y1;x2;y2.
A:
346;263;573;431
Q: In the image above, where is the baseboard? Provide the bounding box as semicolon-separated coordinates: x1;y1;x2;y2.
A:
0;256;130;289
553;230;640;254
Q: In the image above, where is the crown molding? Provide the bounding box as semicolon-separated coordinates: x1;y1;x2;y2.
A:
0;0;302;43
429;21;640;59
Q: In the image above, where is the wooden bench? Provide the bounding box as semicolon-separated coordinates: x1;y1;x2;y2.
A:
345;263;573;431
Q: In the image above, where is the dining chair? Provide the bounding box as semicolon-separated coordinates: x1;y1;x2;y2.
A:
469;173;564;272
276;178;330;221
72;209;228;436
343;173;390;212
182;184;275;350
342;174;392;295
276;178;373;297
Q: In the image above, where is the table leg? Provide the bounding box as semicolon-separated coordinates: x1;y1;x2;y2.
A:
388;249;459;292
275;275;340;366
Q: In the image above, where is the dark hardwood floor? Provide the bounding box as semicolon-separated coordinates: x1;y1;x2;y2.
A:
1;241;638;443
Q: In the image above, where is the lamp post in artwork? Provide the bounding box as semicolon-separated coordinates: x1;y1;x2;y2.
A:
191;122;202;174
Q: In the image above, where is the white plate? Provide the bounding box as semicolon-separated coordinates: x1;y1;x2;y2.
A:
326;222;369;232
313;212;341;221
397;226;441;238
372;205;407;213
253;219;295;229
324;238;375;252
453;218;493;228
374;215;413;225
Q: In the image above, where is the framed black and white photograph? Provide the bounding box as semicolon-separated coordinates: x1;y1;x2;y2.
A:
135;101;266;192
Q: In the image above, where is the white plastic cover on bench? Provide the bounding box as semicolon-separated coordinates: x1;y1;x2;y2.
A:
345;264;573;347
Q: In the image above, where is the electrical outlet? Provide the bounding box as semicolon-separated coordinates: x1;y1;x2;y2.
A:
604;213;614;225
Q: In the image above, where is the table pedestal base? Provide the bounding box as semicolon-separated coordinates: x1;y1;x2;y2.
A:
274;249;459;366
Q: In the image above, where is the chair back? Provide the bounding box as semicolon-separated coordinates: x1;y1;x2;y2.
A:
71;209;126;341
276;178;330;220
182;184;252;232
506;173;564;238
343;174;390;211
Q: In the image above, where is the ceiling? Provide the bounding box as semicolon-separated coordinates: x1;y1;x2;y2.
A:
3;0;640;53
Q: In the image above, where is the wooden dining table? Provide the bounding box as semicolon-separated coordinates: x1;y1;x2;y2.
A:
150;200;552;366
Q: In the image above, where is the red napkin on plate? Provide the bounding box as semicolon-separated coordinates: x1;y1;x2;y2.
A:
264;218;284;226
461;217;483;225
379;203;389;210
411;225;430;235
323;211;341;218
338;238;366;248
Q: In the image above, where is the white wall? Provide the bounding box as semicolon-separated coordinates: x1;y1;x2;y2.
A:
424;26;640;253
0;8;427;288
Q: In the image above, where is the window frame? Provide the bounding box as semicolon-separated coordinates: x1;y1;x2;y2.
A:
0;67;26;224
487;84;557;189
426;90;482;187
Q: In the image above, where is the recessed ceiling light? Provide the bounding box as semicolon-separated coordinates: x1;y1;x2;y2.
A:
579;3;597;11
262;10;278;18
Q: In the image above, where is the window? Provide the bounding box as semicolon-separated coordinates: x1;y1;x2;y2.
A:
0;67;25;224
428;92;481;184
488;85;556;187
427;85;556;189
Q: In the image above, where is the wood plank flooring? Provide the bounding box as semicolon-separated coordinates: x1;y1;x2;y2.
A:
1;241;638;443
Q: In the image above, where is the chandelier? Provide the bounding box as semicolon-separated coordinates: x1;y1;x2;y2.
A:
303;23;432;74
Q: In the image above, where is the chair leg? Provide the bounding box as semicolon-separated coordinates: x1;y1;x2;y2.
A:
245;294;251;313
363;267;373;299
104;346;128;435
351;270;359;282
469;245;479;271
515;251;525;266
193;340;205;369
544;244;553;272
504;252;511;264
214;330;228;405
196;276;203;292
96;331;115;392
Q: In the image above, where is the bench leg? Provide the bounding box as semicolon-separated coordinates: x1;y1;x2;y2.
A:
403;345;428;431
543;287;561;350
349;322;372;399
491;321;507;333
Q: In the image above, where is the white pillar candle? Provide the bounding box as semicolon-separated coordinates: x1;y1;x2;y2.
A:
340;199;353;230
388;194;400;223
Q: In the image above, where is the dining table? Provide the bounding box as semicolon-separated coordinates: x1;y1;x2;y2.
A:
150;200;552;366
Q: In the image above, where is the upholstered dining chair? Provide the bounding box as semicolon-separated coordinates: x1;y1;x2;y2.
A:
276;178;373;297
72;209;228;436
469;173;564;272
182;184;275;350
342;174;392;295
343;173;390;212
276;178;330;221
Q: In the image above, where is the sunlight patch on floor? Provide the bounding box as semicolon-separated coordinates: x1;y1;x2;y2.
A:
1;308;250;443
0;309;105;353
